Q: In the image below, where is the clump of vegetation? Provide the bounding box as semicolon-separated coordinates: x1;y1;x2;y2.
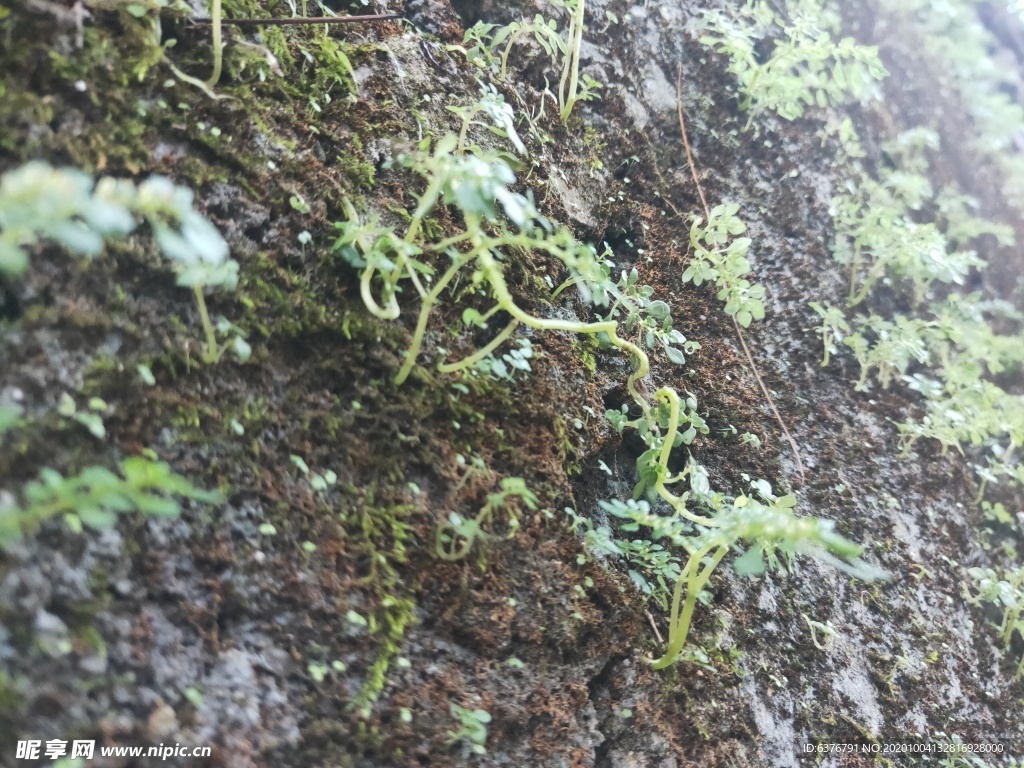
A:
0;458;221;547
341;134;884;665
843;314;932;391
603;425;884;668
699;0;888;127
891;0;1024;208
568;501;683;610
0;162;244;364
813;121;1024;504
685;203;766;328
559;260;698;365
967;565;1024;678
1;162;222;277
466;14;564;83
830;136;991;307
458;0;600;122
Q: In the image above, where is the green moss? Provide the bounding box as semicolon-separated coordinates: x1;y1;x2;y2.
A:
553;414;581;477
8;25;156;171
177;153;233;190
352;595;416;714
336;134;377;192
582;124;607;173
240;253;339;339
81;355;125;397
574;335;599;374
339;491;417;713
168;402;220;444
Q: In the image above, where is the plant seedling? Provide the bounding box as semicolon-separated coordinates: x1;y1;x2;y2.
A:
686;204;766;328
436;477;538;561
447;705;491;755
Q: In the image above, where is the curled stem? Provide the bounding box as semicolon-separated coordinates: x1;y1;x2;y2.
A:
439;319;521;374
395;255;472;384
360;264;402;320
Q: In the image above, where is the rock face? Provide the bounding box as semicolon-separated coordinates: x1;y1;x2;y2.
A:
1;0;1023;766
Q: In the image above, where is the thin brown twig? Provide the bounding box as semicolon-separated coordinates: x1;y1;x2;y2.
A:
190;12;402;27
675;63;806;484
676;70;709;220
646;610;665;645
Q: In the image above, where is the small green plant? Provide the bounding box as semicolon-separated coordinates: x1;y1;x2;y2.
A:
685;204;766;328
447;705;491;755
935;187;1016;250
606;393;708;504
336;136;643;388
460;338;534;384
817;119;1024;502
802;613;837;650
573;472;884;669
739;432;761;449
646;473;884;669
808;301;849;367
836;195;984;306
568;501;685;610
0;458;221;546
600;266;698;365
583;500;685;610
843;314;932;391
552;254;696;363
699;0;888;128
289;455;338;492
818;115;866;160
447;83;527;156
0;163;242;364
475;14;565;83
85;0;215;94
134;177;244;364
831;133;994;308
457;0;599;122
57;393;108;440
456;22;506;70
435;477;538;561
967;565;1024;678
307;662;330;683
